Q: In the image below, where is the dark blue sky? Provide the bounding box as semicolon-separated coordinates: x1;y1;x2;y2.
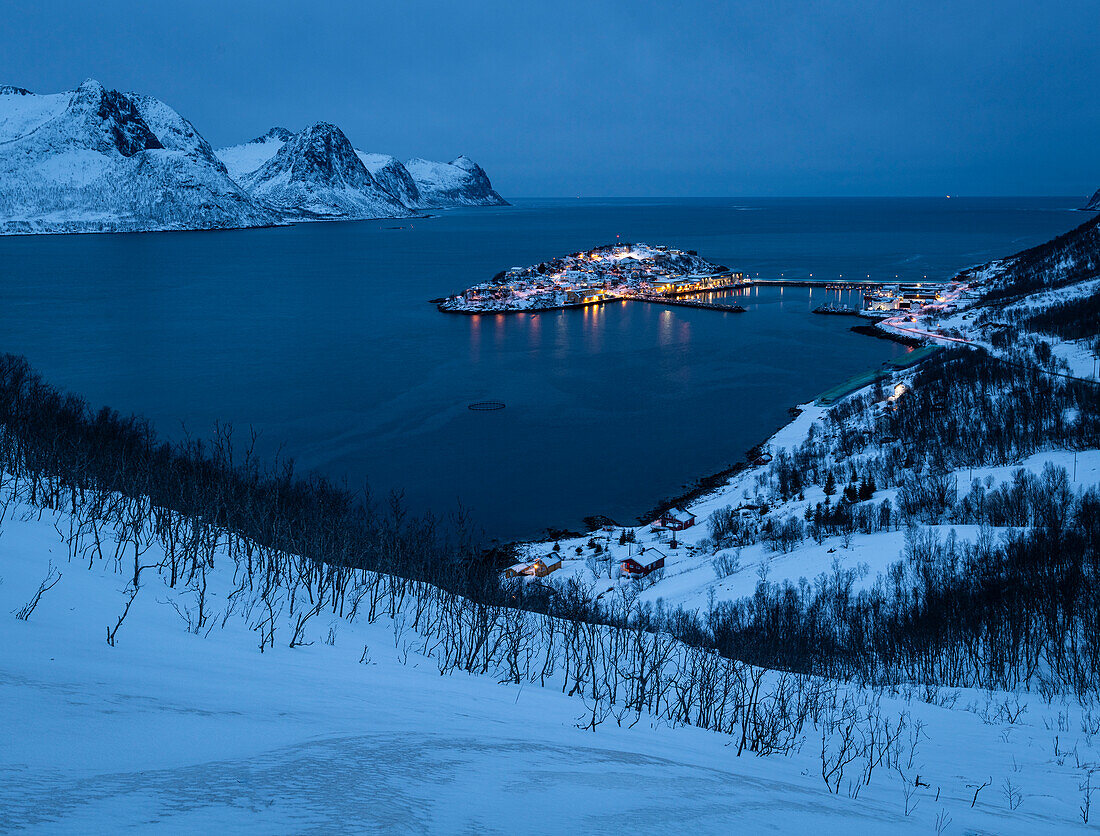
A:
5;0;1097;197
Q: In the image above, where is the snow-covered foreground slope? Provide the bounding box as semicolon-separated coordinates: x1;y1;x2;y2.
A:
1;489;1094;833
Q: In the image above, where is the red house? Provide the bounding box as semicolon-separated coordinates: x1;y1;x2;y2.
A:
654;507;696;531
621;549;666;577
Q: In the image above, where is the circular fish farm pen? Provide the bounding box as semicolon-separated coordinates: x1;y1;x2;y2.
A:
468;401;506;411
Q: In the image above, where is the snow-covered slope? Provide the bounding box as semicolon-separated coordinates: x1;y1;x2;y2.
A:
355;150;422;207
239;123;414;219
404;155;508;207
0;80;276;234
214;127;291;182
0;480;1091;833
1084;187;1100;212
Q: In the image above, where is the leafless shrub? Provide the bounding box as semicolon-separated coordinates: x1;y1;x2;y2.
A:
12;561;61;620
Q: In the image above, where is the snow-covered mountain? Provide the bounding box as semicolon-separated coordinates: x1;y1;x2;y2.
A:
0;80;510;235
404;155;508;207
217;133;506;211
0;80;276;234
1084;187;1100;211
238;122;413;219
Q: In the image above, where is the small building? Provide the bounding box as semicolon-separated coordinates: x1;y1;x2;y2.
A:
621;549;666;577
504;562;534;578
863;293;900;312
887;382;907;403
654;507;696;531
531;554;562;577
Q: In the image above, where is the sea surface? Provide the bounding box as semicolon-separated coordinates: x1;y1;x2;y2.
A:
0;197;1083;540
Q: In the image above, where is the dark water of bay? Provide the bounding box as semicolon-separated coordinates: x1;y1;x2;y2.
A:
0;197;1083;540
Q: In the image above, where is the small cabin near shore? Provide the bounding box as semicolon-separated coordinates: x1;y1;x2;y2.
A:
505;554;563;578
653;507;696;531
621;549;666;577
531;554;562;577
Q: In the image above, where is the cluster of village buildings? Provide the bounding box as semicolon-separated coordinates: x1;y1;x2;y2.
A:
504;506;697;582
862;281;954;314
440;243;744;313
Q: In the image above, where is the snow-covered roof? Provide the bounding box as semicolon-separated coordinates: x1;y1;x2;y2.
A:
664;507;695;522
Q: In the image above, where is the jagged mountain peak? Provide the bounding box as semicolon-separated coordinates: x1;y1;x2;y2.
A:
239;121;412;219
62;78;163;157
0;80;276;234
258;122;370;184
251;126;293;144
1084;188;1100;212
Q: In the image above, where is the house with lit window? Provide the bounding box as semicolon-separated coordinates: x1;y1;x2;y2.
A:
621;548;666;577
652;507;696;531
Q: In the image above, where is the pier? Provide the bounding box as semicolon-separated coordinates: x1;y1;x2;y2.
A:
633;294;746;313
746;278;896;290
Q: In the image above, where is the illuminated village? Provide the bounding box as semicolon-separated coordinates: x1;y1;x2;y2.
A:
438;241;959;317
861;281;951;314
438;243;745;312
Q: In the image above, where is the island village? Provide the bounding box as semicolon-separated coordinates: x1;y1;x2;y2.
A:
438;242;955;317
437;243;744;312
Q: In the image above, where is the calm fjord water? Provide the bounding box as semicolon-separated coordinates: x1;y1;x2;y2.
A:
0;197;1082;540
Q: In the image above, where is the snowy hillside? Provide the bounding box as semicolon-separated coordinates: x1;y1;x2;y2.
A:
1;474;1094;832
958;211;1100;302
355;151;422;207
215;126;291;182
1084;187;1100;212
239;122;414;219
0;80;276;234
405;155;508;206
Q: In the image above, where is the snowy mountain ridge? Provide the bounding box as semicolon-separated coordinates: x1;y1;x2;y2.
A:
0;79;275;235
404;155;508;206
0;80;508;234
239;122;413;220
216;132;507;210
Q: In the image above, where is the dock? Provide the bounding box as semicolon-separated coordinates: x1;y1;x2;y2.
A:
633;294;746;313
812;304;861;316
747;278;896;290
